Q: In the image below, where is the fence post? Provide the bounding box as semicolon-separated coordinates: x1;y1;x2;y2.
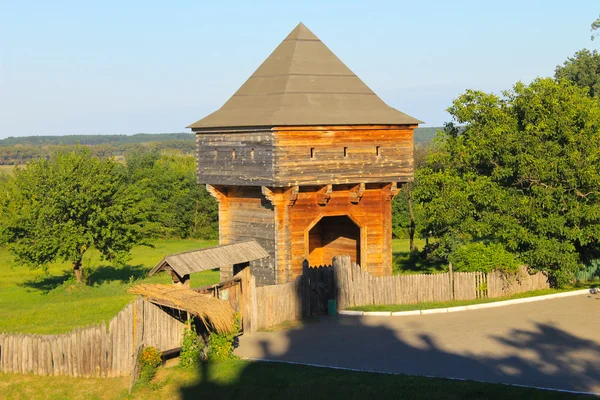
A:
448;262;454;300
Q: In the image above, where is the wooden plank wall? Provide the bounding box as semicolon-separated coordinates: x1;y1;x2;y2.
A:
0;299;185;378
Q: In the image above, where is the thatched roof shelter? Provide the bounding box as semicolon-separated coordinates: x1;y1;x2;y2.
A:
149;241;269;284
129;284;236;334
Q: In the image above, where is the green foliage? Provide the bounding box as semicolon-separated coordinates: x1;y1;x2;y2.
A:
449;242;519;273
415;78;600;286
592;15;600;40
138;346;162;384
206;316;240;362
125;150;218;239
555;49;600;98
0;148;157;281
179;319;203;368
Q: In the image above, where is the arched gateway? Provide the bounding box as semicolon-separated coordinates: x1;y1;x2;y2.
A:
189;23;421;285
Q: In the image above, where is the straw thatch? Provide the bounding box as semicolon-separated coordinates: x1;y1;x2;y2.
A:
129;284;236;334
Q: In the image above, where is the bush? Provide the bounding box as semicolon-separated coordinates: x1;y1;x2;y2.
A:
206;316;240;362
138;346;162;384
179;319;203;368
449;242;519;273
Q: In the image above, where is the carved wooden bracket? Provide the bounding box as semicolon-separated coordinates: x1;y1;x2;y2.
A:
316;184;333;205
261;186;276;204
287;185;299;206
263;185;299;207
349;183;365;204
382;182;401;201
206;184;228;203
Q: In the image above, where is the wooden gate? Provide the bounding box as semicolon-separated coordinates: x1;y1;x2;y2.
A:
303;261;336;316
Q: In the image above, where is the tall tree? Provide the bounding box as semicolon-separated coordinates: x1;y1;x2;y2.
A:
592;15;600;40
414;78;600;286
555;49;600;97
0;149;156;282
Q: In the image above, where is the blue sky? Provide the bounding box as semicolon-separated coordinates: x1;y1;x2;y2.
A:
0;0;597;138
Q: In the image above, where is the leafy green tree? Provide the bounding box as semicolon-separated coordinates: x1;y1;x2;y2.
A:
592;16;600;40
125;150;218;239
555;49;600;97
415;78;600;286
392;142;434;249
0;149;156;282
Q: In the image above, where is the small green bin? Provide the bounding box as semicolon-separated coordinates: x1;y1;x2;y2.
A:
327;299;337;316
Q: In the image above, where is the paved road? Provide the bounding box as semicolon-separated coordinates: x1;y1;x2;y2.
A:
236;293;600;394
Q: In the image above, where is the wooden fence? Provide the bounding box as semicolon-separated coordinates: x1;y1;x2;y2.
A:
0;299;185;377
334;256;550;309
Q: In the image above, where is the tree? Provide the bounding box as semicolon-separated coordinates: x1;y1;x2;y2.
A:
555;49;600;97
414;78;600;286
0;149;156;282
125;150;218;239
392;142;435;250
592;16;600;40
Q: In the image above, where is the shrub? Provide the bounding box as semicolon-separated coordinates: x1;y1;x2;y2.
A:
206;316;240;362
449;242;519;273
138;346;162;384
179;319;203;368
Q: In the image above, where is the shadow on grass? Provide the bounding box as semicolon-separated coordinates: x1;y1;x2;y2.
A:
392;250;446;274
21;264;148;293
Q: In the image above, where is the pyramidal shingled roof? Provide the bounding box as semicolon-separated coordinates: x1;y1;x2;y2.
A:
188;23;422;130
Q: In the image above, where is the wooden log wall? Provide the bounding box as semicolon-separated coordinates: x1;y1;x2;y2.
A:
196;130;275;186
0;299;185;378
273;125;415;186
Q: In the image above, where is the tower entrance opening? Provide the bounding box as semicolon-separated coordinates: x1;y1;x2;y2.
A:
308;216;360;266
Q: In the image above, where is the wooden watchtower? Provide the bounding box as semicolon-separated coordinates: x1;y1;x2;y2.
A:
188;23;421;285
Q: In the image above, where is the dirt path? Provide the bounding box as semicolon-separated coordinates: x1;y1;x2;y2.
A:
236;293;600;394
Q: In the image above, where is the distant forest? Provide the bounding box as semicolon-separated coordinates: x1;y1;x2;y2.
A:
0;127;440;165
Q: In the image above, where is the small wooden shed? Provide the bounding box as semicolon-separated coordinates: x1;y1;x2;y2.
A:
149;241;270;288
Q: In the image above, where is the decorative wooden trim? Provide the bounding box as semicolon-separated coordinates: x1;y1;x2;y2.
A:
382;182;400;201
261;186;276;204
349;183;365;204
316;184;333;205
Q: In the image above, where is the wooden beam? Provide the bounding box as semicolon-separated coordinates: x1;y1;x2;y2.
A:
349;183;365;204
316;184;333;205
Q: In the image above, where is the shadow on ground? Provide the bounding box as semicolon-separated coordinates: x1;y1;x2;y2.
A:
21;264;147;292
177;300;600;399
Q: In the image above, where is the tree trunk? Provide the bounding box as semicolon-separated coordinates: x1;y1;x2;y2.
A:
73;260;83;283
407;189;416;251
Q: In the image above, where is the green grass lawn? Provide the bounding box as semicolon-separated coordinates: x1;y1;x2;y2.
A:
347;287;593;312
0;164;15;174
0;239;219;334
0;360;587;400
